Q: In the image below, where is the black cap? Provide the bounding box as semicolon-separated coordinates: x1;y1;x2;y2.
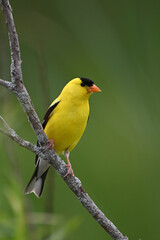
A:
80;77;94;87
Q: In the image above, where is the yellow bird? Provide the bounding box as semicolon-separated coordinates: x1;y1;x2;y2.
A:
25;77;101;197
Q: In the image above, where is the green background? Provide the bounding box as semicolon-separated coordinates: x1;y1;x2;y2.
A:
0;0;160;239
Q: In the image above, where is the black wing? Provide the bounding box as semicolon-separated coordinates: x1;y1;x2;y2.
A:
42;101;60;129
35;100;60;165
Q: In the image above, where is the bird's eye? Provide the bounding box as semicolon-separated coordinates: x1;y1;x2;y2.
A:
81;82;85;87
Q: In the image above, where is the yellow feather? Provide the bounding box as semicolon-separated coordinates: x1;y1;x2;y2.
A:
44;78;91;155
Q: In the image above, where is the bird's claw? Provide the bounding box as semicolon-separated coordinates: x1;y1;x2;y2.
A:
46;139;54;150
64;163;74;177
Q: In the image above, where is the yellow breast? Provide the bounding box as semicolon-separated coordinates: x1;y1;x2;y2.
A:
44;98;89;155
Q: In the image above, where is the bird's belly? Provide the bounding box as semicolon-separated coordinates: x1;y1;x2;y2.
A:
44;109;88;155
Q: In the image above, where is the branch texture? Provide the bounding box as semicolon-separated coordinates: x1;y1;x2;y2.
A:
0;78;13;89
0;115;38;153
0;1;128;239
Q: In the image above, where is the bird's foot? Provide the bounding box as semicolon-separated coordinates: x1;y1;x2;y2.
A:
46;139;54;150
64;151;74;177
64;163;74;177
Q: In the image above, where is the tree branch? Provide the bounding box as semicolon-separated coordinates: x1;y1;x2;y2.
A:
0;115;38;153
0;0;22;86
0;116;128;240
0;0;48;145
0;78;13;89
0;0;128;239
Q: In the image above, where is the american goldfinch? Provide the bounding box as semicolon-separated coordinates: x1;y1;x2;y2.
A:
25;77;101;198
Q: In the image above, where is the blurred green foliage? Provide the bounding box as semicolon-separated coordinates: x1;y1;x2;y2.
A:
0;0;160;239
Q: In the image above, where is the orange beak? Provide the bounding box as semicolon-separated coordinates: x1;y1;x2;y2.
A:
88;84;101;93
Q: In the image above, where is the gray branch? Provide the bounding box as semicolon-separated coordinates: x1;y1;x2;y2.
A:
0;0;128;239
0;0;48;144
0;78;13;89
0;115;38;153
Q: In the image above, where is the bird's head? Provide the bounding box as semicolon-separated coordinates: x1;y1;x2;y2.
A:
60;78;101;101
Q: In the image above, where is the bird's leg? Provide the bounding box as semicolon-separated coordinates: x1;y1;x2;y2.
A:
46;139;54;150
64;151;74;177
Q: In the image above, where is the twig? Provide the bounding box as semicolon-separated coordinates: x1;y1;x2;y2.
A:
0;78;13;89
0;0;128;239
0;115;67;176
0;115;38;153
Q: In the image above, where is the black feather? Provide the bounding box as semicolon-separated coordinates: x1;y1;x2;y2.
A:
35;101;60;165
37;168;50;197
24;161;50;198
35;143;40;165
26;159;40;187
80;77;94;87
42;101;60;129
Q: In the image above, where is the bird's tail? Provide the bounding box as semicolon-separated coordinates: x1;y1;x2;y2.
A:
24;163;49;198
